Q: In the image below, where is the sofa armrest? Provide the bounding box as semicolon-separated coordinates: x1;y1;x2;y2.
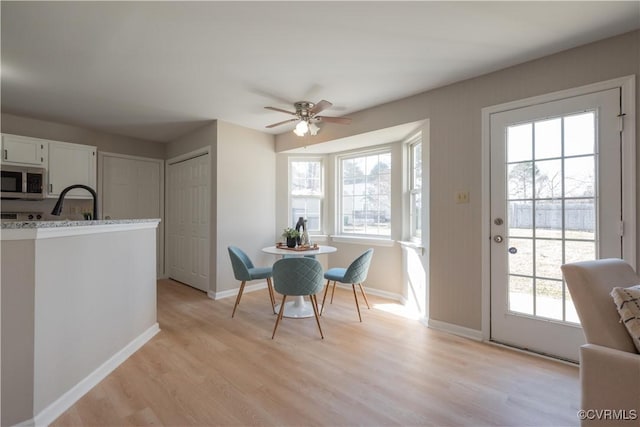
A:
580;344;640;426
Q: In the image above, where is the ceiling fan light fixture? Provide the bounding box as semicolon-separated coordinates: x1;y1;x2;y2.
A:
309;122;319;136
294;120;309;136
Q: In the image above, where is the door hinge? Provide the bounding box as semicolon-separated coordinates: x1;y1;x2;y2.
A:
619;220;625;237
617;113;626;132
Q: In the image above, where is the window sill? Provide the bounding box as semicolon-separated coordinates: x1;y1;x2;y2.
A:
309;234;329;243
398;240;425;255
330;235;396;247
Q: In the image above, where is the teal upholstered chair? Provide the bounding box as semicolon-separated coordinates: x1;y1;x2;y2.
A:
271;257;325;339
228;246;276;317
321;248;374;322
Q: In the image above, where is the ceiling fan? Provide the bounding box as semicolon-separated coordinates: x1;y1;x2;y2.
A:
264;100;352;136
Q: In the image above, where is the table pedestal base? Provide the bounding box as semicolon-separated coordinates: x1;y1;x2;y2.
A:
275;295;321;318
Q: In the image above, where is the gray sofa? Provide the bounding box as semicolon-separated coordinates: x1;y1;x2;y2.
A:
562;258;640;427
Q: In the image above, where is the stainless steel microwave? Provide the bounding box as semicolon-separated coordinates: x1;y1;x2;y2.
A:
1;165;47;199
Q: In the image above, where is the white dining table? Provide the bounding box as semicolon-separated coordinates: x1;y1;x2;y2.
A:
262;244;337;318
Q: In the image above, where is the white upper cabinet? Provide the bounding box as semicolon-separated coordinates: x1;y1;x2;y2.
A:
48;141;97;199
1;134;48;166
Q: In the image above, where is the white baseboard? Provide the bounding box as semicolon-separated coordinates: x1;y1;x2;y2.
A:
209;281;404;304
29;323;160;427
427;319;483;341
208;281;267;300
331;282;404;303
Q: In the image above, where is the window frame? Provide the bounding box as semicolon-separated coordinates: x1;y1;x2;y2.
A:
288;157;324;234
408;135;422;242
337;147;393;238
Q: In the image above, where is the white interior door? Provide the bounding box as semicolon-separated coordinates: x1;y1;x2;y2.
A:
490;88;621;362
167;153;209;292
100;153;164;276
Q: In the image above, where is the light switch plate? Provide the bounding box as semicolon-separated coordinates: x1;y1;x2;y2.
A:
455;191;469;204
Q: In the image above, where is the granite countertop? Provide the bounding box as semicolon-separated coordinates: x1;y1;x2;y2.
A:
1;218;161;229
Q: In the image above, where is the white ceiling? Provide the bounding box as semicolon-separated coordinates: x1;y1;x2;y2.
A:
1;1;639;143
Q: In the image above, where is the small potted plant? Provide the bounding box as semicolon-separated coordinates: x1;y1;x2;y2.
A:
282;227;300;248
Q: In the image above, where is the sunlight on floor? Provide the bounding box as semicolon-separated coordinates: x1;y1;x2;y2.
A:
373;302;422;320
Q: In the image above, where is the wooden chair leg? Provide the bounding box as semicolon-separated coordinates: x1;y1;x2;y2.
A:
267;277;276;314
272;295;287;339
352;284;362;322
358;283;371;309
320;279;331;315
330;281;338;303
231;281;246;318
311;294;324;339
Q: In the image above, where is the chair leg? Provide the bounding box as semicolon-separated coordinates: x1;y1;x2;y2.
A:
352;284;362;322
330;281;337;303
266;277;276;314
310;294;324;339
231;281;246;318
320;279;331;315
272;295;287;339
358;283;371;309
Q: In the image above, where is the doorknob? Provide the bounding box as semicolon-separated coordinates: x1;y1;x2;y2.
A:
494;235;504;243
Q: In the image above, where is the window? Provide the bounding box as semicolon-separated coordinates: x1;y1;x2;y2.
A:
290;159;323;232
340;150;391;236
409;138;422;241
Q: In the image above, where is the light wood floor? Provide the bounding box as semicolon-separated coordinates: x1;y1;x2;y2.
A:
53;279;580;426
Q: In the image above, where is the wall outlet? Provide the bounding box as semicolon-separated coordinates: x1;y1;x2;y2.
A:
455;191;469;204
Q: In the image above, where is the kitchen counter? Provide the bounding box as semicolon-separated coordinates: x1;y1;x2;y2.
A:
1;218;159;229
1;218;160;241
1;218;160;426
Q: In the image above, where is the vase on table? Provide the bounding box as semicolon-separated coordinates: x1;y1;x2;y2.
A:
286;237;297;248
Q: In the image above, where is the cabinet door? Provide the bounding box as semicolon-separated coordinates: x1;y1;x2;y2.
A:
1;134;48;166
48;141;97;198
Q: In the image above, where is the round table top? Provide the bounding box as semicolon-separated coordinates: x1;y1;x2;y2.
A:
262;244;337;256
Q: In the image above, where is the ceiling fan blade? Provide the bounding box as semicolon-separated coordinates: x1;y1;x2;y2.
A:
264;106;297;116
316;116;352;125
265;118;298;128
310;100;332;115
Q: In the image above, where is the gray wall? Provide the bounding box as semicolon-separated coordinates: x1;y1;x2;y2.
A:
275;30;640;331
215;120;275;293
1;113;165;159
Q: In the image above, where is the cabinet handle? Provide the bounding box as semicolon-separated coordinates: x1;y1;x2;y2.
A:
49;184;53;193
3;149;7;160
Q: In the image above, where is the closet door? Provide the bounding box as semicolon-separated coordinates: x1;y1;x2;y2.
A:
100;153;164;276
166;153;210;292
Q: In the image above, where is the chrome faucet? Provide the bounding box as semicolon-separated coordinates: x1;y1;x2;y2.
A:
51;184;98;220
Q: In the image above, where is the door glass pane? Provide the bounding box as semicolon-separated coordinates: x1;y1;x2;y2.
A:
536;279;563;320
535;200;562;239
509;276;533;315
535;159;562;199
508;162;534;199
565;199;595;241
505;109;599;324
564;240;596;264
535;239;563;279
565;156;595;197
508;238;533;276
509;201;532;237
534;118;561;160
507;123;532;163
565;112;595;156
